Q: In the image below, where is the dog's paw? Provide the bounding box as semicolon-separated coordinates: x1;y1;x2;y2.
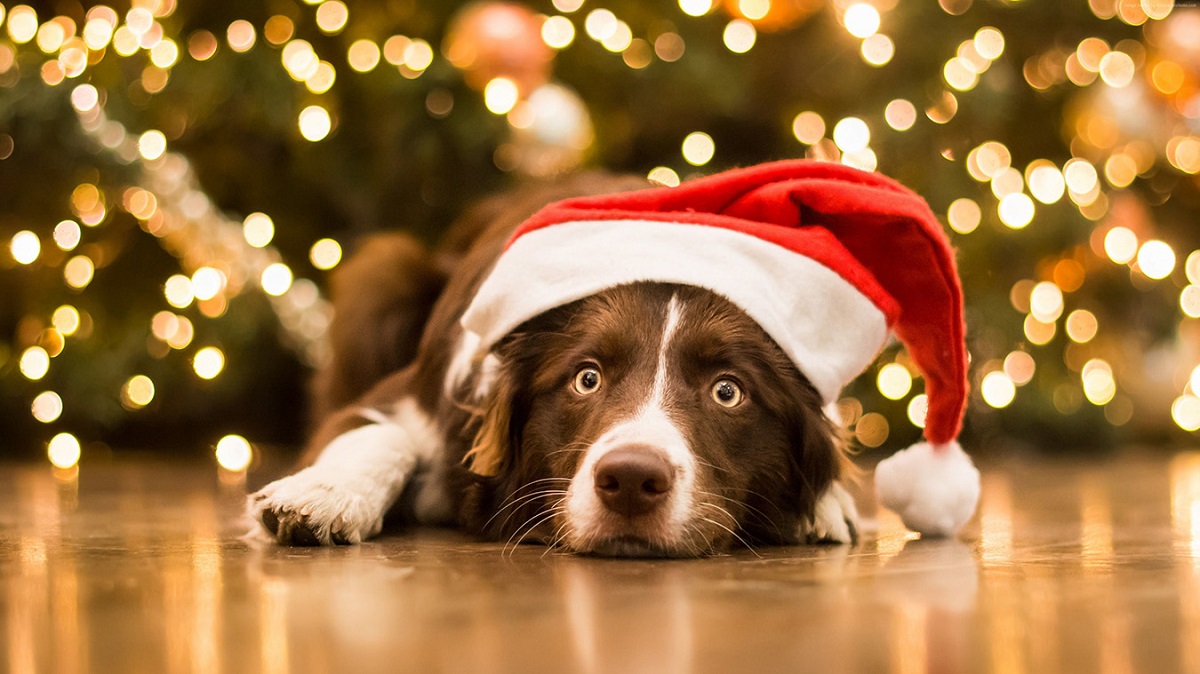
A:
801;481;859;544
248;469;385;546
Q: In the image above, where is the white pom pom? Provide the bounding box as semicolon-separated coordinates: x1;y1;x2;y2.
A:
874;441;980;537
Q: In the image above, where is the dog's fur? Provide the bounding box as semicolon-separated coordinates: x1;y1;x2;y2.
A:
250;174;859;556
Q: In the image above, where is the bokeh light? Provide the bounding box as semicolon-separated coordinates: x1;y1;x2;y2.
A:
261;263;294;296
1137;240;1176;280
907;394;928;428
216;434;253;471
722;19;756;54
121;375;155;409
310;238;343;270
1104;227;1138;264
10;230;40;264
47;432;81;469
792;111;825;145
947;198;981;234
1065;309;1098;343
682;131;715;166
1172;395;1200;432
484;78;519;114
843;4;881;38
1081;359;1116;406
981;371;1016;408
832;117;870;153
31;391;63;423
298;105;332;141
193;346;225;380
877;363;913;400
243;212;274;248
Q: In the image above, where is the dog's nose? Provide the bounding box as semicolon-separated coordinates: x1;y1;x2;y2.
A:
593;446;675;517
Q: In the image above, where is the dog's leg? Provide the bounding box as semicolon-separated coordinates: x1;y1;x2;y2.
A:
248;398;440;546
800;481;859;544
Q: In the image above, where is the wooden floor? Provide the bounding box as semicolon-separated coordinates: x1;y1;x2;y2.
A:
2;450;1200;674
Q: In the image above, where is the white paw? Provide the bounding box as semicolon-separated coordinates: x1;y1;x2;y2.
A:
801;481;859;544
248;467;386;546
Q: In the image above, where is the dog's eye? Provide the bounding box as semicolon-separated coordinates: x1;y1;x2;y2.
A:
711;379;744;408
573;367;602;395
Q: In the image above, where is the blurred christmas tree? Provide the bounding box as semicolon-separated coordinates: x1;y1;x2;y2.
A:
2;0;1199;466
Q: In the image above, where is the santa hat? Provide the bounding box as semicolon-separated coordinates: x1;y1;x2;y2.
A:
455;159;980;537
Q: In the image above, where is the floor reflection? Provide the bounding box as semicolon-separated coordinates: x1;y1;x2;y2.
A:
0;452;1199;673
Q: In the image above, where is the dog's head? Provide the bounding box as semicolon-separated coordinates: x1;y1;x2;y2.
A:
462;282;846;556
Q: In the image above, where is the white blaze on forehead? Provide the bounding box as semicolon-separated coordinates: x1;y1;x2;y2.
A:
650;294;683;409
565;293;696;546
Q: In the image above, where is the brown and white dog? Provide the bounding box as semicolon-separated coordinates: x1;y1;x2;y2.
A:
248;173;860;556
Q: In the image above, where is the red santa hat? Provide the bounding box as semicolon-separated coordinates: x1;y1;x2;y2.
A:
456;159;980;537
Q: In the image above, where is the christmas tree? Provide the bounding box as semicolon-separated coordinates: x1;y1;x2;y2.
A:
2;0;1198;469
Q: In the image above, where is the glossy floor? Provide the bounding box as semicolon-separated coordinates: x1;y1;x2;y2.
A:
2;451;1200;674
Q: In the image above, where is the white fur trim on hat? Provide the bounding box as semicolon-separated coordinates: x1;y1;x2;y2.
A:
874;441;980;537
456;219;890;403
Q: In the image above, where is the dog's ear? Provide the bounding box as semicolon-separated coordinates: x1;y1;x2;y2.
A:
463;367;516;477
788;384;851;515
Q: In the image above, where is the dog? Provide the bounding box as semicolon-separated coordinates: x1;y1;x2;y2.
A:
248;172;861;556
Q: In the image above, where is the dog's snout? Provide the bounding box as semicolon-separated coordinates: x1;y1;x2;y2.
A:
593;446;675;517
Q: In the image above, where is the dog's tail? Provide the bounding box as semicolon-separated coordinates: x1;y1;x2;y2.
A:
309;232;447;425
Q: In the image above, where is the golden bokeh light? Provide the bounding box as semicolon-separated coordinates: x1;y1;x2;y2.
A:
264;15;294;46
1028;163;1066;204
52;305;80;336
305;61;336;94
70;83;99;113
1030;281;1064;323
944;57;978;91
191;266;226;301
542;16;575;50
261;263;294;296
584;8;617;40
347;39;380;72
1065;309;1098;343
1104;226;1137;264
884;99;916;131
554;0;585;10
164;274;194;309
1171;395;1200;432
282;40;319;80
1024;314;1056;345
193;346;225;380
298;105;332;141
974;26;1004;60
1138;240;1176;280
7;5;38;44
138;129;167;161
1064;158;1099;194
1187;250;1200;285
47;432;81;469
1097;50;1135;87
53;220;81;251
855;412;889;447
1190;365;1200;395
403;39;433;71
679;0;713;17
1180;286;1200;319
861;33;894;66
226;19;256;53
1081;358;1116;406
63;255;95;289
998;193;1035;229
682;131;715;166
990;167;1023;198
216;434;253;471
310;238;343;270
792;111;825;144
981;371;1016;408
10;230;40;264
647;166;681;187
722;19;756;53
600;20;632;53
20;346;50;380
315;0;349;34
832;117;870;153
121;374;155;409
484;78;519;114
1152;60;1184;95
242;212;274;248
1004;351;1036;386
149;38;179;68
907;394;928;428
187;29;218;61
31;391;64;423
877;362;913;400
947;198;981;234
843;3;880;38
654;32;685;62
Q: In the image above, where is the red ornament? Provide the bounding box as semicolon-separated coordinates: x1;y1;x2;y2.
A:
443;2;554;95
